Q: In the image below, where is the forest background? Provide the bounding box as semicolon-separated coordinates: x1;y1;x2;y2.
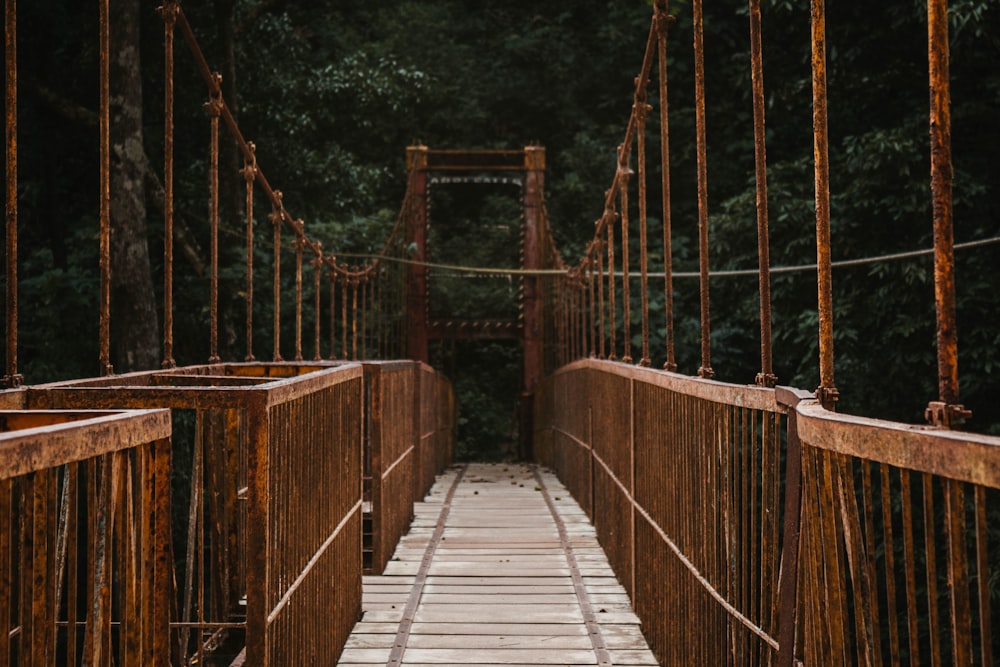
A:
6;0;1000;458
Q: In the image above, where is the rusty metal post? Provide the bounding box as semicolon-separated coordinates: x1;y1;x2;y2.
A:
3;0;20;387
271;193;283;361
99;0;113;376
750;0;776;388
606;216;617;360
294;223;304;361
692;0;713;379
405;146;429;363
313;250;322;361
207;76;222;364
811;0;837;409
587;260;596;357
597;238;606;359
330;270;337;359
242;144;257;361
774;386;812;667
160;1;178;369
618;146;633;364
522;146;546;391
656;2;677;373
925;0;971;429
636;95;652;367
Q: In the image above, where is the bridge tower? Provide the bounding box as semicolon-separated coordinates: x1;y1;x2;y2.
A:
404;145;546;453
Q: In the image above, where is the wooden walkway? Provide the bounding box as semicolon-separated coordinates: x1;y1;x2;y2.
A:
337;462;659;666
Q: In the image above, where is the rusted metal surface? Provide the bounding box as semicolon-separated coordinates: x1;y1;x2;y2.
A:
24;363;375;666
362;362;418;574
534;360;788;665
242;145;257;361
360;361;453;600
405;147;430;363
811;0;837;409
98;0;111;377
925;0;970;428
159;2;177;369
522;149;545;392
749;0;776;388
656;5;676;372
0;409;171;666
208;77;223;364
795;397;1000;665
4;0;19;388
692;0;713;380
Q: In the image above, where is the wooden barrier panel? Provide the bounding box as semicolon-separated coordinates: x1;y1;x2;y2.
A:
0;409;172;666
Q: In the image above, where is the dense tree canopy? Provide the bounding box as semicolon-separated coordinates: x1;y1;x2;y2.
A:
5;0;1000;454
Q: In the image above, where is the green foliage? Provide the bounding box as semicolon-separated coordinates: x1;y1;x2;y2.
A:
6;0;1000;439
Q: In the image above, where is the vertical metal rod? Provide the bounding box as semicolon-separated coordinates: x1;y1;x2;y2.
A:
313;252;322;360
329;271;336;359
926;0;967;428
692;0;713;379
208;77;222;364
293;227;303;362
597;239;606;359
657;6;677;372
243;145;256;361
341;275;348;359
619;153;633;364
811;0;836;408
974;486;993;666
99;0;112;376
636;98;651;367
160;2;177;369
587;262;595;357
3;0;19;386
361;276;368;360
271;196;283;361
351;277;358;360
606;221;617;360
750;0;776;388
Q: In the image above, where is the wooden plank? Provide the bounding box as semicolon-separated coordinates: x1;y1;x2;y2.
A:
337;463;654;667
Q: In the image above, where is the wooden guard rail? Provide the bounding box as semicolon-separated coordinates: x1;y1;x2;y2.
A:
533;360;999;666
0;362;453;665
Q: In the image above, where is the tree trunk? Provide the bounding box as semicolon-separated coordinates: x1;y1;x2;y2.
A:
109;0;160;371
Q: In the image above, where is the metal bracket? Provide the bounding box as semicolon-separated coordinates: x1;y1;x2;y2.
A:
814;385;839;410
924;401;972;428
1;374;23;389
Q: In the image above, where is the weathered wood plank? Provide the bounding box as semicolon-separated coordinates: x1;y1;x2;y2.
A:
336;463;655;667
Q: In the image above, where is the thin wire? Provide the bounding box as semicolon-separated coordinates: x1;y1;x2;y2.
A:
331;235;1000;279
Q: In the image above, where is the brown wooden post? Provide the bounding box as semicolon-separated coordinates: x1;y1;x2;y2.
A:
405;146;429;363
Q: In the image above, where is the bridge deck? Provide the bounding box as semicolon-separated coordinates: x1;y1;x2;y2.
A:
337;462;658;666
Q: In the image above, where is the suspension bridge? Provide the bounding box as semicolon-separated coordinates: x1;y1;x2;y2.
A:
0;0;997;666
